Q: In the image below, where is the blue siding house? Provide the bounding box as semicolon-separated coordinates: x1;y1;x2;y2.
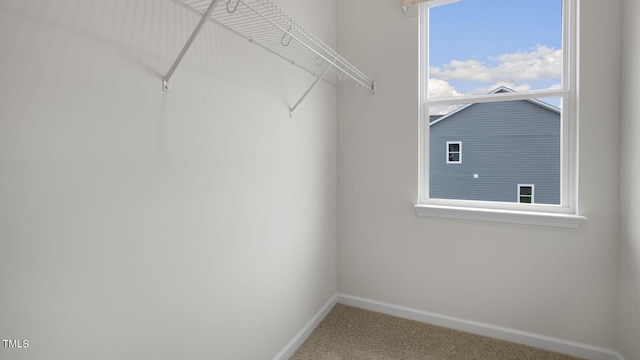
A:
429;87;561;205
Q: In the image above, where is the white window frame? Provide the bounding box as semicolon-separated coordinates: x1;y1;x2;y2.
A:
446;141;462;164
518;184;535;204
415;0;585;228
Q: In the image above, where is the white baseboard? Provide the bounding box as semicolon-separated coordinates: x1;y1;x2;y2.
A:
272;294;338;360
273;292;626;360
337;293;624;360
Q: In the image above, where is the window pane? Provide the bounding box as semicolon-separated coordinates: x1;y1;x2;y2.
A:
520;196;533;204
428;0;563;98
429;97;561;205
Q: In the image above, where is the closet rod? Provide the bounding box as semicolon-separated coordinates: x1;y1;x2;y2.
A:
163;0;221;91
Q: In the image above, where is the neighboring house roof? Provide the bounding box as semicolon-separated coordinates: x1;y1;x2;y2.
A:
429;86;561;126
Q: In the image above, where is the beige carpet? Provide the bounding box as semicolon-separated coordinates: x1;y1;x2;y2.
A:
290;304;585;360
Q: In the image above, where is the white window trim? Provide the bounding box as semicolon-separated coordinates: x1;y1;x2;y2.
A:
518;184;535;204
446;141;462;164
415;0;585;228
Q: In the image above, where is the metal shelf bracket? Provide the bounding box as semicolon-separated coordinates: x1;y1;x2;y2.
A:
289;59;337;117
163;0;222;92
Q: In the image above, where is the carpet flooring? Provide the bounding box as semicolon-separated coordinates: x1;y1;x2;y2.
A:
290;304;585;360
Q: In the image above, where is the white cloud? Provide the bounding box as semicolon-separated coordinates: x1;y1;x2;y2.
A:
428;79;462;115
430;59;492;82
427;45;563;114
430;45;562;84
428;78;462;98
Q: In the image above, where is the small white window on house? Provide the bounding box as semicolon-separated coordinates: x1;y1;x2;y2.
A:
446;141;461;164
518;185;535;204
415;0;584;227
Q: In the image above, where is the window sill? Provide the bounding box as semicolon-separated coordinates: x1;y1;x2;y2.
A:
414;204;586;228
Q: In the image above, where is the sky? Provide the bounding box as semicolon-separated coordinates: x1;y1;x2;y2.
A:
428;0;563;99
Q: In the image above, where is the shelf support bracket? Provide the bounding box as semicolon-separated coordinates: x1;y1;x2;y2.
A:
163;0;221;91
289;59;337;117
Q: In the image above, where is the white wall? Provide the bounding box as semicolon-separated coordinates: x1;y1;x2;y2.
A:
337;0;621;349
0;1;337;359
619;0;640;358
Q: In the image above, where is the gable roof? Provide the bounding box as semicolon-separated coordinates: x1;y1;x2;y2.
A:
429;86;561;126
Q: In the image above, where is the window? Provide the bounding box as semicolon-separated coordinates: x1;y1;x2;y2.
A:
416;0;583;227
446;141;461;164
518;185;535;204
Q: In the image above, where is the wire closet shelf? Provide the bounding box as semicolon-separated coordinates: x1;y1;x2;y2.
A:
165;0;375;115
